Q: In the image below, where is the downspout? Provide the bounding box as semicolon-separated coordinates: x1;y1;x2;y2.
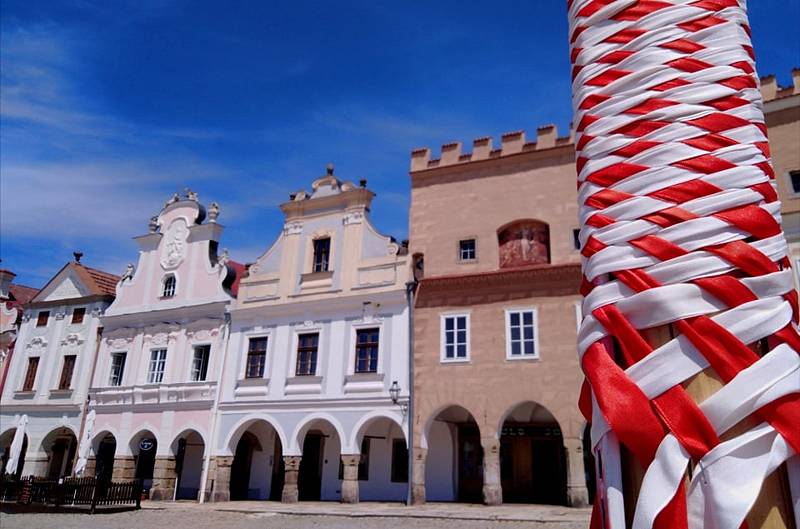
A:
405;279;418;505
74;314;104;476
199;311;231;504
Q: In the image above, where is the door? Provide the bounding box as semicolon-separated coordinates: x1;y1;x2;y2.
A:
501;436;535;503
531;437;566;505
298;433;324;501
457;425;483;503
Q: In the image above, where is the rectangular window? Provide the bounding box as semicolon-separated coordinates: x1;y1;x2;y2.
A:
147;348;167;384
391;439;409;482
58;355;76;390
442;314;469;361
22;357;39;391
296;333;319;376
459;239;476;261
245;337;267;379
506;309;538;359
312;238;331;273
71;307;86;325
109;353;126;386
191;345;210;382
36;311;50;327
354;328;379;373
573;229;581;250
791;170;800;194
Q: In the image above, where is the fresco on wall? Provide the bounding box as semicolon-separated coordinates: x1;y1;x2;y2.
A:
498;221;550;268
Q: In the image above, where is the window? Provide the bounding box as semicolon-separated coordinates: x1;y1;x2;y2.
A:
312;238;331;273
22;357;39;391
506;309;538;359
147;349;167;384
161;275;176;298
71;307;86;324
36;311;50;327
791;170;800;194
459;239;476;261
354;328;379;373
245;337;267;379
191;345;210;382
296;333;319;376
573;229;581;250
441;314;469;361
57;355;77;390
391;439;409;482
108;353;126;386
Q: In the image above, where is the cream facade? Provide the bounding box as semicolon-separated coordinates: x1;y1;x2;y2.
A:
213;168;411;504
87;192;241;501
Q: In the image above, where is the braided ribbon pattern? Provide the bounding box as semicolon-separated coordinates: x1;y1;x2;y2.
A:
568;1;800;528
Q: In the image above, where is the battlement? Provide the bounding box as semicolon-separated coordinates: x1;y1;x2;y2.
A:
410;124;573;172
760;69;800;102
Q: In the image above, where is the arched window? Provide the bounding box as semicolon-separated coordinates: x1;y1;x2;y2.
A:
497;220;550;268
161;275;176;298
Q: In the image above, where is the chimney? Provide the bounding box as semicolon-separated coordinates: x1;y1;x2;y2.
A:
760;74;777;102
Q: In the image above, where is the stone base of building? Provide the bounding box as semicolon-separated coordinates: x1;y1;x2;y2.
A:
149;456;177;501
112;456;136;481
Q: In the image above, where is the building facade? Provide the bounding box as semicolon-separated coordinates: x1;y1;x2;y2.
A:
407;126;590;507
86;192;242;501
0;269;38;395
212;168;411;504
0;256;117;480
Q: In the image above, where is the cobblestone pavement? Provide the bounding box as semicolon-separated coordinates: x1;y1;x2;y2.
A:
1;501;591;529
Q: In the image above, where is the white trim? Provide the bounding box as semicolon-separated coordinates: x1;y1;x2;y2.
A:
160;273;178;299
347;320;385;376
288;322;325;378
240;330;272;381
440;312;470;363
504;307;540;360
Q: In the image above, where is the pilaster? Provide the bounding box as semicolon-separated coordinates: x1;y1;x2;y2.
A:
481;438;502;506
410;447;427;505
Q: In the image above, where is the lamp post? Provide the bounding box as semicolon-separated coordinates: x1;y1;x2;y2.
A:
389;381;407;416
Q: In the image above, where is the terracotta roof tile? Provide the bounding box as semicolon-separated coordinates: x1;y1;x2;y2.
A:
8;284;39;306
72;263;120;296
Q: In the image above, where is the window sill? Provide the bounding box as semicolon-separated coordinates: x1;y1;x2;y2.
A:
49;389;74;398
345;372;384;383
505;355;540;362
440;358;470;364
286;375;322;385
237;377;269;387
13;390;35;399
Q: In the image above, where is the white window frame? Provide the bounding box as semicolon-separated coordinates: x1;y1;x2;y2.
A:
458;238;477;262
505;307;539;360
161;274;177;298
241;331;271;380
288;323;324;379
190;344;211;382
108;352;127;387
147;348;167;384
440;313;470;363
348;321;385;375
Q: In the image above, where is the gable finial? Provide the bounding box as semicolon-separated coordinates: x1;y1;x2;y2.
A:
73;251;83;263
326;162;334;176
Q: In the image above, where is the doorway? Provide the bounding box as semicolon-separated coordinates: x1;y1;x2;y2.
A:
298;432;324;501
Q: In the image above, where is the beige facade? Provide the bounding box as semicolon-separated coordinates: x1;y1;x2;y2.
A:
408;127;589;507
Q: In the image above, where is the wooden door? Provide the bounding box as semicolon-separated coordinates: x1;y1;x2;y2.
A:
457;425;483;503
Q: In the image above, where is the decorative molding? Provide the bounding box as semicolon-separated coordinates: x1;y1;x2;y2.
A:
55;311;67;320
160;219;189;269
22;313;32;322
387;242;400;256
283;221;303;236
343;211;364;226
26;336;48;355
143;323;180;346
60;333;85;352
91;307;103;317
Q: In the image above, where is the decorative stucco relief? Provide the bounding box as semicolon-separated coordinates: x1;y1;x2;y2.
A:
160;219;189;269
26;336;48;354
283;221;303;236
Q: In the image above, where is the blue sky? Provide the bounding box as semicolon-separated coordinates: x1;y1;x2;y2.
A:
2;1;798;288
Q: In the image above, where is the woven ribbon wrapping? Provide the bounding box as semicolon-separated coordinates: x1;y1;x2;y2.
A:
568;1;800;528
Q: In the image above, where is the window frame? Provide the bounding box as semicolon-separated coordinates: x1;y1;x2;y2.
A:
58;355;77;390
788;169;800;196
190;344;211;382
458;238;477;262
440;313;470;363
22;357;40;392
147;348;168;384
36;311;50;328
312;237;331;273
244;336;268;379
504;307;540;360
161;274;177;298
70;307;86;325
354;327;380;374
295;332;320;376
108;352;127;387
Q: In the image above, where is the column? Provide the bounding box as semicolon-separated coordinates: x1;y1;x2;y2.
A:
410;447;427;505
340;455;360;504
21;453;48;477
211;456;233;502
83;457;96;477
112;456;136;481
481;438;502;506
281;456;301;503
564;437;590;507
149;456;176;501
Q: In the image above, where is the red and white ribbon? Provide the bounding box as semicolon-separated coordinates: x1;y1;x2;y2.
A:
568;1;800;528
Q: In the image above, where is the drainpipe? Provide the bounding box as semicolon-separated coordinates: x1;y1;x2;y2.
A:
74;316;104;476
199;311;231;504
405;279;418;505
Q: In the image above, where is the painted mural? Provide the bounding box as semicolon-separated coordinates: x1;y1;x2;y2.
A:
498;221;550;268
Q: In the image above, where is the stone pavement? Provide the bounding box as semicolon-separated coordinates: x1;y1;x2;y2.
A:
145;500;592;524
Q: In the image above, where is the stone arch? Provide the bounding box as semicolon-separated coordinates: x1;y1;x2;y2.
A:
223;414;287;457
290;413;347;456
91;431;117;482
129;429;159;495
420;403;481;450
494;400;564;439
39;426;79;479
171;428;206;501
349;410;406;455
227;418;285;501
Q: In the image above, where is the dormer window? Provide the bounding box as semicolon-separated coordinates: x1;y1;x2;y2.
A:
313;238;331;273
161;275;176;298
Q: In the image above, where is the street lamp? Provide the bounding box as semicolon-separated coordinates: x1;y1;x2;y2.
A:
389;381;407;416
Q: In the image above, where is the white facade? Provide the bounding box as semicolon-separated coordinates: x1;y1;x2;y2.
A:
215;170;411;502
88;192;239;500
0;260;115;479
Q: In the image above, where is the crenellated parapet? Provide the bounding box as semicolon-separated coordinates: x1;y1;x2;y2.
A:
759;69;800;103
410;124;573;172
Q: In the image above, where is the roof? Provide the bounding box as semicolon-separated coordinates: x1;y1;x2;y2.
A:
8;284;39;306
73;263;120;296
226;260;246;297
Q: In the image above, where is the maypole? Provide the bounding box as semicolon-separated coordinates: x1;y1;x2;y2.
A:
568;1;800;529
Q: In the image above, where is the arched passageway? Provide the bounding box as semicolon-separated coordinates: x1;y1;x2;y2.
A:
229;420;283;500
0;429;28;478
41;427;77;479
296;419;341;501
173;430;205;500
93;433;116;482
130;431;157;494
424;405;481;503
353;416;407;502
499;401;566;505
